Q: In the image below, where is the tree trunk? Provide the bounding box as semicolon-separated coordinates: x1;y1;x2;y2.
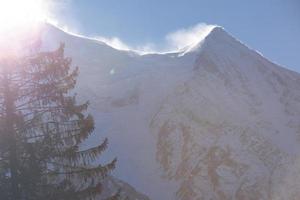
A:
3;72;20;200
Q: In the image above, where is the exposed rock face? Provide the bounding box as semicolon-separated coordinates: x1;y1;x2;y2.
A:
41;24;300;200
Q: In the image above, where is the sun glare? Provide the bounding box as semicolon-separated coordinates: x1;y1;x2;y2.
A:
0;0;51;59
0;0;48;33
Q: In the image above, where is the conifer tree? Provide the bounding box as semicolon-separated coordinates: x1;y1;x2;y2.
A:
0;43;116;200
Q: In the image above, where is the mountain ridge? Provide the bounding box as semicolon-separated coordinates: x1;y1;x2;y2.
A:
44;23;300;76
40;23;300;200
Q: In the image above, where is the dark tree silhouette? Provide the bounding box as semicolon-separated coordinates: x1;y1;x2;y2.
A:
0;44;116;200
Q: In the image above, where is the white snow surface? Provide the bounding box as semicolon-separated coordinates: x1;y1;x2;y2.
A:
40;23;300;200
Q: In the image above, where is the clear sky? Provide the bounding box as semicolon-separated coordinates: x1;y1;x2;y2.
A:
52;0;300;72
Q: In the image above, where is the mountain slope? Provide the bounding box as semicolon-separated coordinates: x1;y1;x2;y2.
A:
41;23;300;200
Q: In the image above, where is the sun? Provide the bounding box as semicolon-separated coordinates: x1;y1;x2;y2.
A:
0;0;51;59
0;0;49;33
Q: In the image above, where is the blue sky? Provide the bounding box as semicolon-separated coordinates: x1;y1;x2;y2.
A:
52;0;300;72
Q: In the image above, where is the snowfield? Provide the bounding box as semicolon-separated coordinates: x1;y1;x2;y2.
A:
41;23;300;200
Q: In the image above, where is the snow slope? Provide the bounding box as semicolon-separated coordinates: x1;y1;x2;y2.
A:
41;23;300;200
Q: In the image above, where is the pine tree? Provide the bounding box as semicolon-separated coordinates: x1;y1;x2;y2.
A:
0;43;116;200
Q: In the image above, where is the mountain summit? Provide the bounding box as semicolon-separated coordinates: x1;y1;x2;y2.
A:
41;23;300;200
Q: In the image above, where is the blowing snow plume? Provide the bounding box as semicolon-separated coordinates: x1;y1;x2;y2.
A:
100;23;217;54
53;22;217;54
165;23;217;52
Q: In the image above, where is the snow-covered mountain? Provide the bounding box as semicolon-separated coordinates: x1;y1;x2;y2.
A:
41;23;300;200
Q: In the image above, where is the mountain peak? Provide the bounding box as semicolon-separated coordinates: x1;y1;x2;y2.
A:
178;26;230;55
206;26;228;37
204;26;239;45
180;26;252;58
